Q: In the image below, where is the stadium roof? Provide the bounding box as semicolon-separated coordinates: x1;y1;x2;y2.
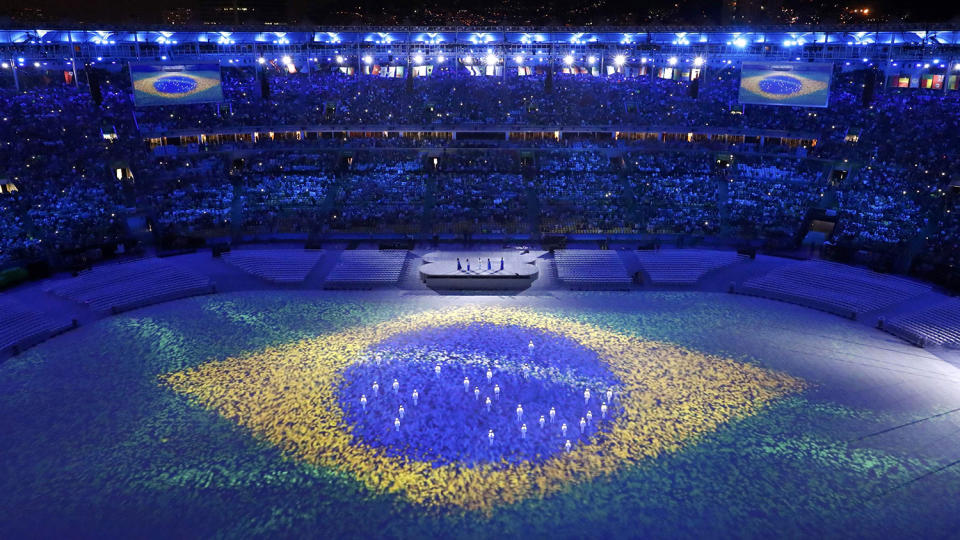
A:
3;25;960;46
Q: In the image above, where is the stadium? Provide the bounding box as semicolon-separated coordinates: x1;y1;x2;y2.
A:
1;21;960;538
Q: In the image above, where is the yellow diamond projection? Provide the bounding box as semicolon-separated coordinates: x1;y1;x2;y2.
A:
162;307;804;511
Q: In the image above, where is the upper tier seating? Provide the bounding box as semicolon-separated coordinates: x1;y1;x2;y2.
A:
738;260;931;318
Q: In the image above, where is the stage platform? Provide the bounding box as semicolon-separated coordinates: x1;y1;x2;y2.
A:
419;251;540;290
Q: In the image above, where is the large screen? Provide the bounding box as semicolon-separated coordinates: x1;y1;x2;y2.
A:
738;62;833;108
130;63;224;107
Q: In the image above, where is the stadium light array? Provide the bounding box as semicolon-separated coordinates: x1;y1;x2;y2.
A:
613;54;626;67
563;55;574;66
413;53;424;65
485;53;498;66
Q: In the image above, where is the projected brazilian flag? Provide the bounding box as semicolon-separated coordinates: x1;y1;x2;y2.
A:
130;63;224;107
738;62;833;108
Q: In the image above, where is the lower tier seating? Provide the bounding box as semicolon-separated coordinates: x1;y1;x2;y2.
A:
325;250;408;289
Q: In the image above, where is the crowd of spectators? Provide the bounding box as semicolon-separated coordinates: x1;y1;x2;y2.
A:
725;157;826;239
433;173;528;234
0;84;128;263
1;65;958;283
335;153;425;232
625;153;720;235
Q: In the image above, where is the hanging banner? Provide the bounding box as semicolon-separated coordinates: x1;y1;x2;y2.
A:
130;63;224;107
738;62;833;108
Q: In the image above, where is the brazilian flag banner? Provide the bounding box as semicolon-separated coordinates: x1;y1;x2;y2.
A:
130;62;224;107
738;62;833;108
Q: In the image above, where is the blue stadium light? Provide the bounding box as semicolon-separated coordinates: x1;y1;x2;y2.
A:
613;54;626;67
588;56;596;65
485;53;498;66
563;55;574;66
257;57;266;64
733;37;748;48
514;55;524;65
416;32;443;45
519;33;544;45
335;55;345;64
668;57;678;66
693;57;705;67
463;55;473;65
363;55;373;65
437;55;446;64
470;33;494;45
413;53;424;65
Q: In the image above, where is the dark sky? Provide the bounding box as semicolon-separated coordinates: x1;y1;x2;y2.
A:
3;0;959;25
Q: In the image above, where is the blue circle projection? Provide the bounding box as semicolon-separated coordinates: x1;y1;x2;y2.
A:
337;323;621;467
152;75;199;95
757;75;804;95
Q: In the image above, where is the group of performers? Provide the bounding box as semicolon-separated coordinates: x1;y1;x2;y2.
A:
456;256;505;273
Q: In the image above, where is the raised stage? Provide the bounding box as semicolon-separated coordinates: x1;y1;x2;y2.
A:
419;251;540;290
